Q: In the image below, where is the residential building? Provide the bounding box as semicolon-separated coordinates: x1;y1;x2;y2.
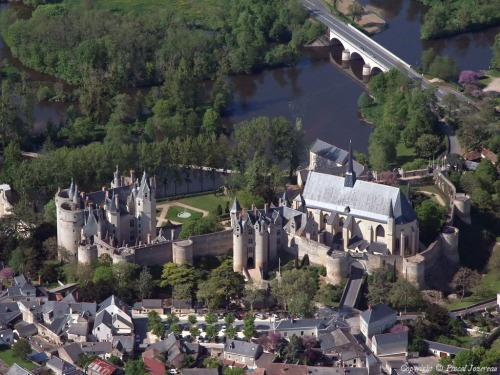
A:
0;328;13;345
6;364;33;375
93;295;133;341
58;343;85;365
132;299;164;315
46;357;84;375
15;323;38;339
87;358;118;375
319;328;368;367
273;319;327;338
371;331;408;357
182;370;218;375
223;339;262;369
425;340;465;358
360;303;397;338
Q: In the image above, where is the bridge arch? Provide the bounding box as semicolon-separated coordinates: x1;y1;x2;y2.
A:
350;51;364;61
371;66;383;75
330;37;345;49
348;260;367;276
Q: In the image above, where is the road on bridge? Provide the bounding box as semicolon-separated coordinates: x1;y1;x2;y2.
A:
300;0;470;154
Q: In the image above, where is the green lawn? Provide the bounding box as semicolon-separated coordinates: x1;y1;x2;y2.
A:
447;245;500;310
174;194;233;214
165;206;203;223
396;142;416;166
413;185;448;205
0;346;37;370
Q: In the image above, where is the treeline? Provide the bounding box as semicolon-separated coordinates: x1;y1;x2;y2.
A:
0;0;323;85
1;116;305;206
357;69;441;171
419;0;500;40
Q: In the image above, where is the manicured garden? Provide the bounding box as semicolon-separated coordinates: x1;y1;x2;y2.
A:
165;206;203;223
174;194;232;215
0;346;37;370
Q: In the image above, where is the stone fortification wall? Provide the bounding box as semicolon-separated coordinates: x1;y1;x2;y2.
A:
133;242;172;266
173;240;194;265
188;228;233;258
294;236;330;265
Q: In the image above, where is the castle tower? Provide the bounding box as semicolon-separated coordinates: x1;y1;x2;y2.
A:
56;180;85;260
135;172;156;244
113;165;121;188
387;199;395;254
107;192;121;245
255;217;269;277
344;140;357;188
233;217;247;272
268;211;281;263
230;197;242;227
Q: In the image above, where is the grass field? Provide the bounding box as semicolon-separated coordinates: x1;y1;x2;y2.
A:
165;206;203;223
0;346;37;370
174;194;232;214
396;142;416;166
447;244;500;310
85;0;226;27
413;185;448;205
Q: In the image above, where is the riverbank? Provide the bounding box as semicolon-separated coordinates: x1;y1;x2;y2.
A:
324;0;386;35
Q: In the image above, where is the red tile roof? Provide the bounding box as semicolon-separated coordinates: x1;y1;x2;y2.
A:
143;357;166;375
265;363;308;375
88;358;117;375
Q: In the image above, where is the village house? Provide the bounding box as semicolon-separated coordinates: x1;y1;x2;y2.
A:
223;339;263;369
132;299;164;315
371;331;408;357
424;340;465;358
360;303;397;339
87;358;118;375
273;318;328;338
92;295;133;341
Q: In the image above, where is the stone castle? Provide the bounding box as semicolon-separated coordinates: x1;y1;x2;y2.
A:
55;140;460;289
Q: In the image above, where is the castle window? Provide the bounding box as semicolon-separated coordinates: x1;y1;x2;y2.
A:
277;239;281;245
376;225;385;238
301;331;304;336
130;220;134;227
249;229;254;235
277;230;281;235
145;193;148;199
248;238;253;244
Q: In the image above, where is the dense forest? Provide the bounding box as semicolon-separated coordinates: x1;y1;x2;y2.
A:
419;0;500;39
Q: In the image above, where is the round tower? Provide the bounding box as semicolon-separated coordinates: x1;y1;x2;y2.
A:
255;219;269;276
439;226;460;263
454;194;471;224
173;239;194;265
78;243;98;265
402;255;425;289
56;185;85;260
326;254;349;285
233;219;246;273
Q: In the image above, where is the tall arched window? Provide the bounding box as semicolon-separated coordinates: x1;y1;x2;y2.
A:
376;225;385;238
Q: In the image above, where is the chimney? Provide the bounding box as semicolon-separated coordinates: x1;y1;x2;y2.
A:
368;305;372;311
147;233;152;244
252;204;256;213
38;275;42;286
264;203;269;212
150;177;156;189
130;170;136;184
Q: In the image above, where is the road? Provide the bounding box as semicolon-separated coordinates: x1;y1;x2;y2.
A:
300;0;470;154
340;263;365;309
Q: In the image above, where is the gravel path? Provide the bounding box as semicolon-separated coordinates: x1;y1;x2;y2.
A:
156;202;209;226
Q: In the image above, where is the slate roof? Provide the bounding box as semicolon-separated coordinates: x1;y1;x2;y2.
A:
0;302;21;324
81;341;113;355
6;363;34;375
311;139;349;165
224;339;261;358
360;302;397;325
59;342;84;364
16;323;38;337
424;340;465;355
97;295;128;313
142;299;163;309
319;328;355;351
274;318;327;331
47;357;83;375
67;323;88;336
303;172;416;224
373;331;408;356
112;335;134;353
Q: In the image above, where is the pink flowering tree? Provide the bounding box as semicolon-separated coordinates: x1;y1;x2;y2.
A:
0;267;13;280
458;70;479;85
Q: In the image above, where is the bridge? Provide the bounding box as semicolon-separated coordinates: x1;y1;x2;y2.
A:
339;261;366;309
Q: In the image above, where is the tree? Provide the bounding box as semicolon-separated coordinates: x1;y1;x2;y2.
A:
458;71;479;85
124;359;147;375
203;356;222;368
471;189;493;211
190;326;200;338
113;262;139;289
415;199;446;245
166;313;180;325
369;125;398;171
492;34;500;70
415;134;441;158
225;324;237;339
206;324;218;342
224;313;235;325
244;282;264;311
97;253;113;267
243;314;256;340
188;315;198;326
160;262;196;289
271;268;317;317
205;312;218;325
12;338;31;358
283;334;304;363
389;278;423;311
92;266;114;285
178;215;223;239
224;368;246;375
136;267;153;300
348;0;363;21
76;354;98;370
451;267;480;299
148;311;165;338
366;267;393;305
453;348;482;375
207;258;245;309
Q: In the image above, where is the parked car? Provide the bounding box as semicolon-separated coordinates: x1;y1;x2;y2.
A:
234;312;243;320
221;324;227;331
168;369;178;374
182;323;190;331
254;313;266;319
218;312;225;319
272;314;280;320
197;323;207;331
198;336;205;343
163;323;170;330
135;334;141;343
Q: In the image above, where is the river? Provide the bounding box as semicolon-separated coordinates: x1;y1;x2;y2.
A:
0;1;498;152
